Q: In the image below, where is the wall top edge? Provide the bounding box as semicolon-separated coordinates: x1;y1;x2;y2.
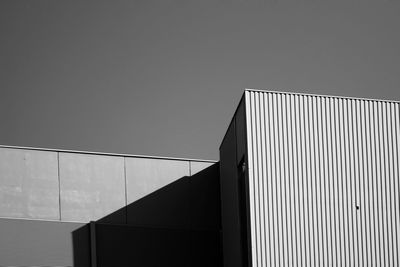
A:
245;88;400;104
0;216;86;224
0;145;217;163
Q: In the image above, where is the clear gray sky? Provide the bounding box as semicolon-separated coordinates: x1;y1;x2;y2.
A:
1;0;399;160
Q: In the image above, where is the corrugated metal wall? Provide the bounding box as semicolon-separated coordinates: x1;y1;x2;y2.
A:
245;90;400;267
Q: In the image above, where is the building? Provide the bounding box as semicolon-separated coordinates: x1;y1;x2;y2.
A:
220;90;400;267
0;146;221;267
1;89;399;267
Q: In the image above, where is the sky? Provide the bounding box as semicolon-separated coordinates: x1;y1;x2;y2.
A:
1;0;399;160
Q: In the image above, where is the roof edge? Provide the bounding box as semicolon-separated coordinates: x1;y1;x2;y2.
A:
245;88;400;104
0;144;217;163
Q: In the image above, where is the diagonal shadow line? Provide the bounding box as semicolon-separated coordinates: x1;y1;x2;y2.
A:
72;163;222;267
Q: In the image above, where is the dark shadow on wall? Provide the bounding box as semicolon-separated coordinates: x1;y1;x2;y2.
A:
72;163;222;267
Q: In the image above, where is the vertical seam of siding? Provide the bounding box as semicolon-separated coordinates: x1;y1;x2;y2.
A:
361;101;368;266
281;94;289;267
390;103;399;266
245;91;256;267
396;103;400;266
256;93;262;267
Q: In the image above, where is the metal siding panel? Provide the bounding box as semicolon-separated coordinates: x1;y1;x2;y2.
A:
326;98;335;266
338;98;347;266
387;103;396;266
254;92;264;267
309;96;317;267
244;90;399;267
276;93;286;267
59;153;125;222
390;103;399;266
263;93;273;267
332;98;341;266
372;101;381;266
363;101;372;266
321;97;331;266
285;94;295;267
0;148;59;220
376;102;385;266
302;96;309;266
299;95;308;267
305;96;313;266
282;94;291;267
312;96;322;267
395;103;400;265
288;94;298;267
342;99;352;266
245;91;257;267
250;92;260;267
259;93;268;267
386;103;394;266
382;102;391;266
274;93;283;267
267;93;277;267
344;99;355;266
351;100;361;267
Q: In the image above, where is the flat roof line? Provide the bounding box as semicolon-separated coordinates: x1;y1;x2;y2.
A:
0;215;86;224
245;88;400;104
0;145;217;163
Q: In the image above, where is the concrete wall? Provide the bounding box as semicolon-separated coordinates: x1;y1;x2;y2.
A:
59;153;126;222
72;163;222;267
0;148;59;220
0;146;214;222
0;146;217;267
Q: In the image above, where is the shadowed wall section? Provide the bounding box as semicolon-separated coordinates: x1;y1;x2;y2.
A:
73;163;222;267
219;97;249;267
0;218;84;267
0;146;218;267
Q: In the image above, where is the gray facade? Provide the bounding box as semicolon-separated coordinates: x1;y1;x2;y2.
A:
0;145;217;267
220;89;400;267
2;89;399;267
0;146;214;223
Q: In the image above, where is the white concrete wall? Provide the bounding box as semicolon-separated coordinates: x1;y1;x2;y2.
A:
0;146;215;222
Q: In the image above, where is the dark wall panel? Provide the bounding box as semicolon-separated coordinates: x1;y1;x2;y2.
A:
0;218;84;267
220;121;243;267
189;163;221;229
124;163;220;230
95;224;222;267
235;98;247;165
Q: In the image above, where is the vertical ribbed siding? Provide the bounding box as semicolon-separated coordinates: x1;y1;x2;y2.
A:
244;90;400;267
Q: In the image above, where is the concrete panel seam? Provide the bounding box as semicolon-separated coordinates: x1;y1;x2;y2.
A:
57;152;61;221
124;157;128;224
